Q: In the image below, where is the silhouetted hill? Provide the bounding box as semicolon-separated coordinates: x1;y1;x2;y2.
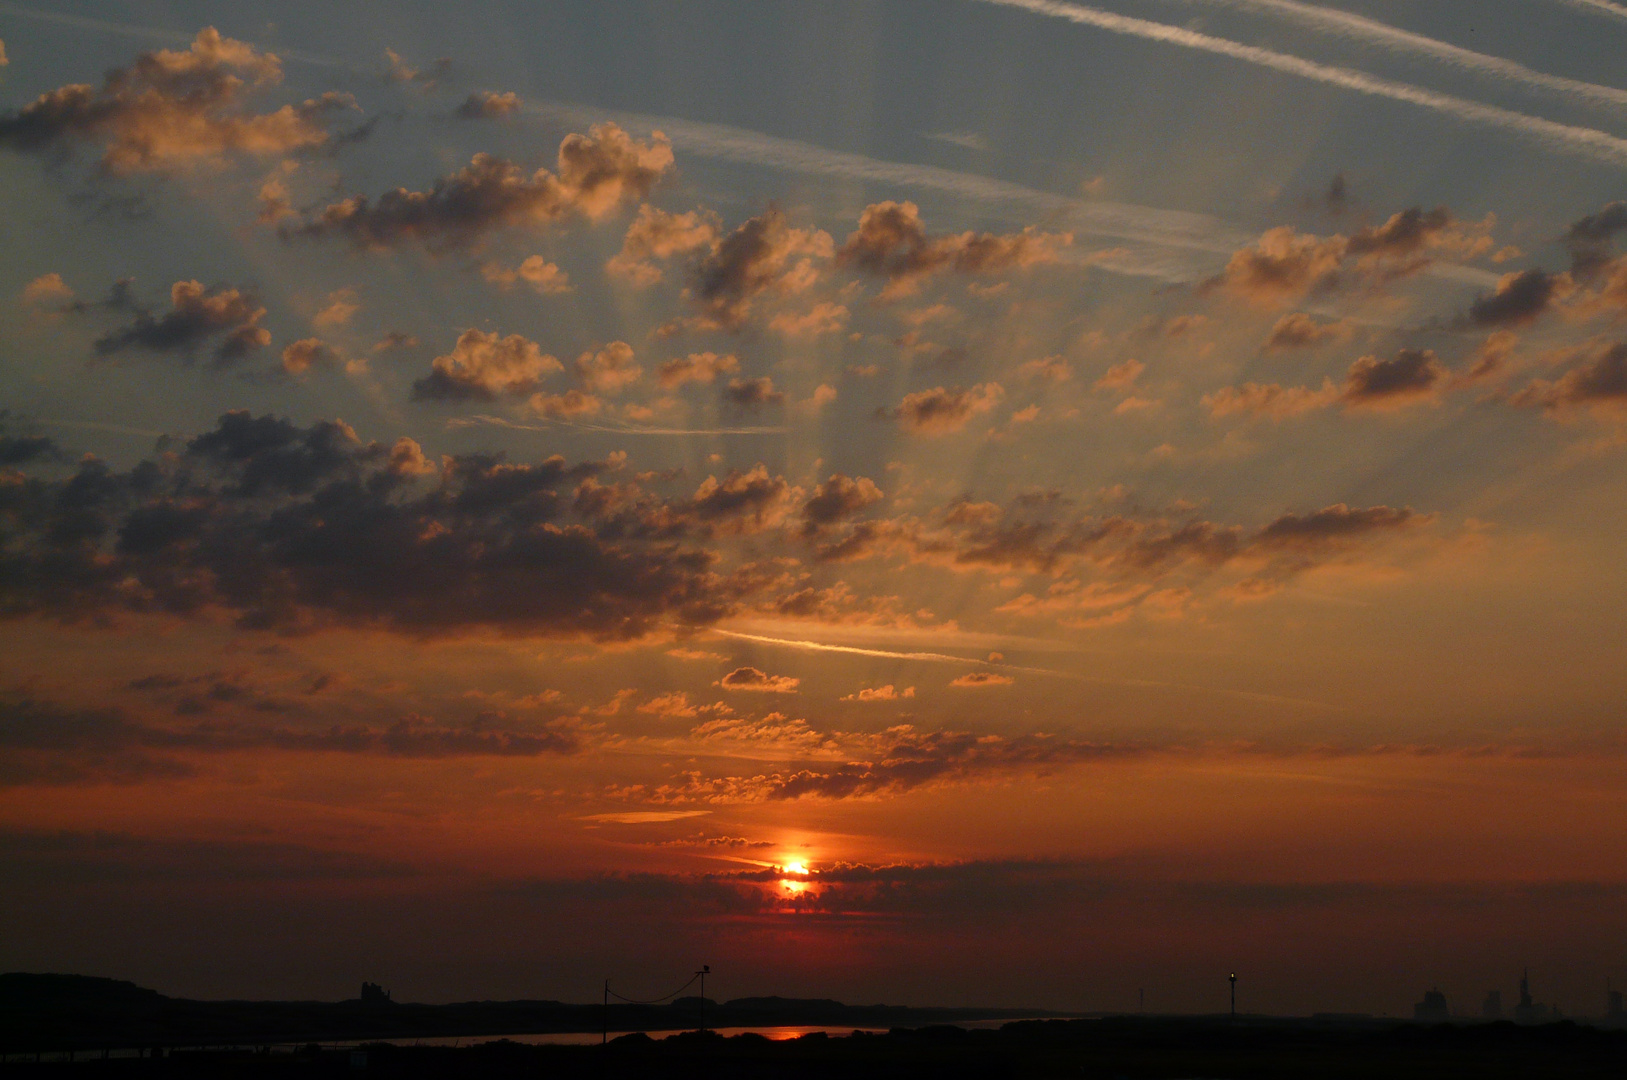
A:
0;975;1062;1053
0;975;161;1011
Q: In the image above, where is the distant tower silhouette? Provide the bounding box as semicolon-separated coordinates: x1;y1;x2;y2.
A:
1515;969;1547;1024
1482;990;1502;1020
1607;980;1622;1021
1229;973;1237;1018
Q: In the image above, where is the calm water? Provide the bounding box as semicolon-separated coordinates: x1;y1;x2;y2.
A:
8;1018;1063;1060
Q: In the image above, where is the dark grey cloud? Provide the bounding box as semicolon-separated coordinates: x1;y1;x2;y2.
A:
682;209;832;329
799;474;883;536
1340;348;1447;407
721;376;785;408
888;383;1004;434
0;694;578;788
1344;206;1452;258
93;280;270;364
0;827;418;883
1564;201;1627;277
0;410;767;639
1466;269;1569;327
1510;342;1627;414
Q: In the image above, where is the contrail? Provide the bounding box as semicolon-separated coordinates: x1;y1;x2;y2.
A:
448;414;789;436
706;628;1343;710
707;628;1071;677
0;0;1515;286
1188;0;1627;109
0;1;349;69
972;0;1627;167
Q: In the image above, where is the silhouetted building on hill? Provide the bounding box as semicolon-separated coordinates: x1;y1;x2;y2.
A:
1515;970;1550;1024
360;982;393;1005
1482;990;1502;1020
1413;989;1449;1023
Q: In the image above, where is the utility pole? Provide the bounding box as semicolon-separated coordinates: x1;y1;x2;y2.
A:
602;980;608;1046
696;966;710;1031
1230;973;1237;1018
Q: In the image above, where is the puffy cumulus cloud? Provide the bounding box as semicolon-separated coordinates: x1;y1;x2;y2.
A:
311;288;359;328
22;273;75;306
607;205;718;284
840;684;916;702
951;671;1013;688
658;352;738;389
689;465;794;532
280;124;672;251
480;255;572;294
837;200;1070;298
1019;355;1072;384
280;337;343;375
1510;342;1627;417
768;301;849;338
0;410;768;639
94;280;270;365
1211;209;1486;306
800;474;883;536
1094;359;1144;392
382;48;450;89
456;91;522;119
1263;312;1354;351
573;341;640;395
529;389;604;418
1340;348;1448;409
889;383;1005;434
1466;268;1574;327
722;376;785;408
681;209;833;330
714;667;800;693
1210;226;1346;305
411;329;561;401
0;29;350;173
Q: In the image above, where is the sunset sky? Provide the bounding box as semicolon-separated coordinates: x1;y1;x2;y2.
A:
3;0;1627;1018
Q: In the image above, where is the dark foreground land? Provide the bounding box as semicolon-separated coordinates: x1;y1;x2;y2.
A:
5;976;1627;1078
5;1020;1627;1080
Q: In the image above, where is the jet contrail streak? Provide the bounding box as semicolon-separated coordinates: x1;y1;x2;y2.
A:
1190;0;1627;109
973;0;1627;167
706;629;1342;710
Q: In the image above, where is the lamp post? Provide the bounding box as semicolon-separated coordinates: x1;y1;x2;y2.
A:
1230;973;1237;1018
697;966;710;1032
